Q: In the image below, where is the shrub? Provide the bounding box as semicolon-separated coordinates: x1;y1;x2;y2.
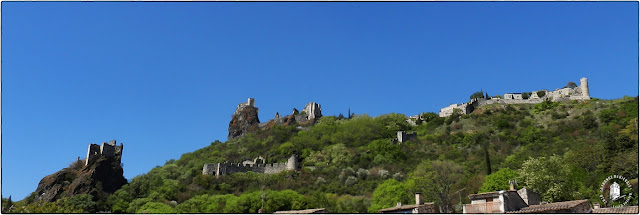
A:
470;91;485;100
345;176;358;186
356;168;370;179
379;170;390;179
533;101;559;112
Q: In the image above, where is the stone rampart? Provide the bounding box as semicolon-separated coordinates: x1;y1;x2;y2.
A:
203;155;298;177
438;77;591;117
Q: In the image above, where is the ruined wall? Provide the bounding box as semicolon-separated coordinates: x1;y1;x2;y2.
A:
439;103;470;117
202;163;218;175
439;78;590;117
85;140;123;166
397;131;418;143
203;155;298;177
101;143;115;157
86;144;101;166
303;102;322;120
504;93;523;100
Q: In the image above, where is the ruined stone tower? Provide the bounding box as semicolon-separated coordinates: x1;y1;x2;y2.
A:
286;154;298;171
580;77;590;100
85;140;123;166
303;102;322;120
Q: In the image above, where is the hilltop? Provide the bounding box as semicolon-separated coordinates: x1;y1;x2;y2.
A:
3;96;638;213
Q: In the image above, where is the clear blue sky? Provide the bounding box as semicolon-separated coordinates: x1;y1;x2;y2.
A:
2;2;638;200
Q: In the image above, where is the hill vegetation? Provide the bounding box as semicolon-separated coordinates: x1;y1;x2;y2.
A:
3;96;638;213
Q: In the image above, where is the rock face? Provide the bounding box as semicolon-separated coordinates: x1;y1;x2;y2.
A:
228;98;260;139
33;141;127;202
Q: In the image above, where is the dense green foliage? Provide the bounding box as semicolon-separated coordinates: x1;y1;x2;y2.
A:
470;91;485;100
479;168;519;193
6;96;638;213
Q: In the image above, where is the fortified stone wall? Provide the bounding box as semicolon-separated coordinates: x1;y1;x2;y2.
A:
439;78;590;117
203;155;298;177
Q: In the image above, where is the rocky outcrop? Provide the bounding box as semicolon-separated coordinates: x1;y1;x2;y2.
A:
228;98;260;139
34;156;126;202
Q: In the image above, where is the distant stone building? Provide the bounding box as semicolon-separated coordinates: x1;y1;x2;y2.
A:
464;190;529;213
439;77;591;117
464;182;594;214
393;131;418;144
203;155;298;177
86;140;123;166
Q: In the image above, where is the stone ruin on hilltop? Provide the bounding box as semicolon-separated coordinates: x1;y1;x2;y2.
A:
85;140;123;166
439;77;591;117
227;98;322;139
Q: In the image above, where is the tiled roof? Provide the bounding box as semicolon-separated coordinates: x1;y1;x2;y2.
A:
507;200;589;214
274;208;327;214
378;203;435;213
592;206;639;214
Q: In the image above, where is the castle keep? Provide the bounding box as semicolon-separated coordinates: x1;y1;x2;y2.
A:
439;77;591;117
86;140;123;166
202;155;298;177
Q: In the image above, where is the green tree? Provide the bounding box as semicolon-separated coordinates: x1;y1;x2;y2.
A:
479;168;519;192
367;139;406;165
536;91;546;98
368;179;412;213
412;160;464;213
565;82;578;88
470;91;485;100
56;194;97;213
420;112;439;123
519;155;579;202
137;202;176;214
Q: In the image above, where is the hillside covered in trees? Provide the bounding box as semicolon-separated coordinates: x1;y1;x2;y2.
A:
3;96;638;213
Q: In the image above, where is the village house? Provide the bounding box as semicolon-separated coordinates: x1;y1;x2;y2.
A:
463;182;601;214
378;193;438;214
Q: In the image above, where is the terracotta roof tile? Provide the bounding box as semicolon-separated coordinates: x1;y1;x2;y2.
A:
378;203;436;213
274;208;327;214
592;206;639;214
507;200;589;214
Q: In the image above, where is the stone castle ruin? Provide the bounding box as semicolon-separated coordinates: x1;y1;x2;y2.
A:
439;77;590;117
228;98;322;139
85;140;123;166
202;155;298;177
393;131;418;144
